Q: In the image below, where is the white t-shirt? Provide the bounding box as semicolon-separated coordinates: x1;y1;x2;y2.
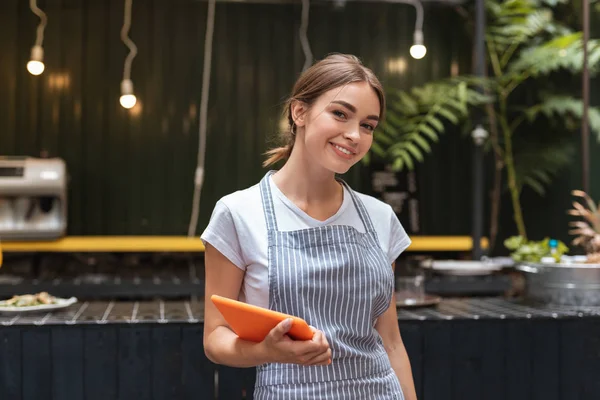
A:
201;176;411;309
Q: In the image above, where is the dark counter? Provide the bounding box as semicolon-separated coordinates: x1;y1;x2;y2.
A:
1;298;599;400
1;297;599;326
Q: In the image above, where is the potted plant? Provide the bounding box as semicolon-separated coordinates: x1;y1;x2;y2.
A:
511;190;600;307
568;190;600;264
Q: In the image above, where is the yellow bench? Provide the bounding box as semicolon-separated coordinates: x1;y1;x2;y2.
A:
0;236;488;253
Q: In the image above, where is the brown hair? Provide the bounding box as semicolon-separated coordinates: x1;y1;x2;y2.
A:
263;53;386;168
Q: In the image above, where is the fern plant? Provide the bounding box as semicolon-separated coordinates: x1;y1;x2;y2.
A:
365;79;491;169
369;0;600;247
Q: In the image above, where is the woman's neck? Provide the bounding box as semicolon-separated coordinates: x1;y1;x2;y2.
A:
272;142;343;220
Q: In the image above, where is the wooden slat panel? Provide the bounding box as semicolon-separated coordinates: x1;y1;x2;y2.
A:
39;0;63;157
422;321;452;398
452;321;482;399
81;0;109;234
0;0;18;154
126;0;151;235
151;325;184;400
118;326;152;399
505;320;533;400
16;0;42;158
480;321;506;400
60;0;85;235
51;327;84;399
22;327;52;399
145;0;166;235
84;326;118;400
582;318;600;399
531;320;560;400
0;327;22;400
218;365;252;399
398;321;423;400
105;0;129;235
181;325;215;398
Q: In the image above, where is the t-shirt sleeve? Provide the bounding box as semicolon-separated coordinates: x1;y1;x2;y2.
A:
387;206;412;265
200;200;246;271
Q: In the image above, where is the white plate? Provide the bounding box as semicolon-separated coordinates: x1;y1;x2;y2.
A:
430;260;502;276
0;296;78;313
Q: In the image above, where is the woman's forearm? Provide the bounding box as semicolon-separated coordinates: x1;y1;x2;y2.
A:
388;342;418;400
204;326;269;368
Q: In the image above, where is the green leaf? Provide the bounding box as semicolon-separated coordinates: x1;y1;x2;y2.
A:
370;141;386;158
510;33;600;77
400;151;415;170
362;151;370;165
513;134;576;196
524;95;600;140
523;176;546;195
405;142;424;162
437;107;460;124
392;157;404;171
409;132;432;152
418;124;440;141
426;115;444;131
385;113;405;128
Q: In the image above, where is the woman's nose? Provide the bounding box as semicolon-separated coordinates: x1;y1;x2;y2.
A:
343;125;361;142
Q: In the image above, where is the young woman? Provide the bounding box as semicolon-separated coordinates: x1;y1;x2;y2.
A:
202;53;417;400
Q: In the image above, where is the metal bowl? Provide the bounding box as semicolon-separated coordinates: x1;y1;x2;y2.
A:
516;263;600;307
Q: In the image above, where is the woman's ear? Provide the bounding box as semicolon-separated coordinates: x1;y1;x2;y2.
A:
290;100;307;128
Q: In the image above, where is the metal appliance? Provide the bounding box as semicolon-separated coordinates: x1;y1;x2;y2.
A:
0;156;67;240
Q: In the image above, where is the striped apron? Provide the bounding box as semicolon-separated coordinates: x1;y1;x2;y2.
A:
254;171;405;399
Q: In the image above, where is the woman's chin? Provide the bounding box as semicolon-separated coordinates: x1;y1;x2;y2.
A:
325;160;354;175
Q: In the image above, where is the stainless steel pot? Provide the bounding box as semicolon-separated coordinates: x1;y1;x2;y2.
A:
516;263;600;307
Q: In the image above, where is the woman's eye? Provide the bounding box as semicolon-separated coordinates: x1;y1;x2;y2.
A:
362;123;375;132
333;110;346;119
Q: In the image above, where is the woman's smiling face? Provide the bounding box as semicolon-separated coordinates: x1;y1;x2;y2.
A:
292;81;381;175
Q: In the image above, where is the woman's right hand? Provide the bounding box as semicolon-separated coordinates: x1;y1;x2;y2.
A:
259;319;332;366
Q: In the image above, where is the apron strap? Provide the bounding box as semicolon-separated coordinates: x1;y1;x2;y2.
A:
338;179;379;239
259;170;279;232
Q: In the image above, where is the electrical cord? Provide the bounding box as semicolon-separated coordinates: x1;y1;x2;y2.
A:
29;0;47;47
121;0;137;81
187;0;216;237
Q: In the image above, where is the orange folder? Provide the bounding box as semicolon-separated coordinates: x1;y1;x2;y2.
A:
211;295;314;342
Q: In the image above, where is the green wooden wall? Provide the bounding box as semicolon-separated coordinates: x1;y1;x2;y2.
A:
0;0;474;236
0;0;597;248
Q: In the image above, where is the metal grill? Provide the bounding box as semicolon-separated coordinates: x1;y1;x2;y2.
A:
2;298;599;326
0;253;204;299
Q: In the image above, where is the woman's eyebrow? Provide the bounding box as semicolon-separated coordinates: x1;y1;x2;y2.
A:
331;100;379;121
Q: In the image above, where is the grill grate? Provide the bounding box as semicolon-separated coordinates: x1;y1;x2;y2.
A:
1;297;599;326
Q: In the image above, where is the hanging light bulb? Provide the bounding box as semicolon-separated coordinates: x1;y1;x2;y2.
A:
120;78;137;109
27;0;47;75
120;0;138;109
410;30;427;60
27;45;45;75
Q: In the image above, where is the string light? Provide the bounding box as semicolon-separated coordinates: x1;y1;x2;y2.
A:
27;0;47;75
120;0;138;109
410;29;427;59
408;0;427;59
353;0;427;60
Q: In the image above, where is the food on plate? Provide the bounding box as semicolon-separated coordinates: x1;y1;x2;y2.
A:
0;292;57;307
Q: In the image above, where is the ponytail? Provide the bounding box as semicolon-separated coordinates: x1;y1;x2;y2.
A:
262;145;293;167
263;111;296;168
